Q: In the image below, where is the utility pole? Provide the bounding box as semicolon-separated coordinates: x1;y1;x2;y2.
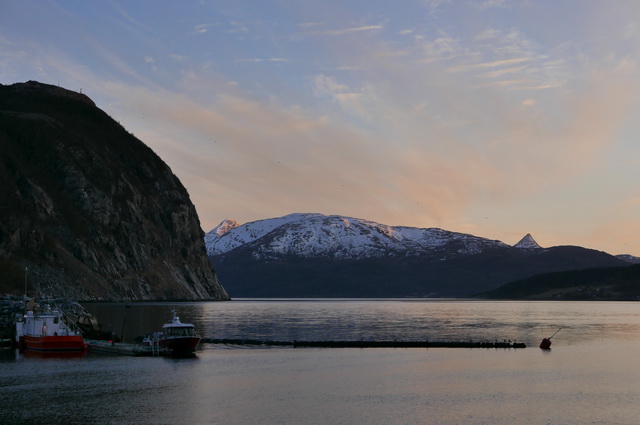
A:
24;267;28;298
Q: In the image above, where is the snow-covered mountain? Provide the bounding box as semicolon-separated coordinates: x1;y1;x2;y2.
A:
205;213;508;260
205;213;628;298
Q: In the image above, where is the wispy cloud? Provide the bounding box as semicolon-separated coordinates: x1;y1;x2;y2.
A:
480;66;527;78
473;0;511;11
417;36;461;62
320;25;383;36
423;0;452;13
83;38;145;81
190;23;216;35
298;22;322;28
109;2;150;32
236;58;263;63
227;21;249;34
235;58;290;64
313;74;368;117
447;57;531;72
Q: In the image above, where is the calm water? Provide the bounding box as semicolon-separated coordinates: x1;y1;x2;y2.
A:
2;300;640;424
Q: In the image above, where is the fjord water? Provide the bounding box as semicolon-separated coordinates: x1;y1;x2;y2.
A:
2;300;640;425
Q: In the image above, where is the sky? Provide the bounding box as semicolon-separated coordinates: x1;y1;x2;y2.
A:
1;1;639;255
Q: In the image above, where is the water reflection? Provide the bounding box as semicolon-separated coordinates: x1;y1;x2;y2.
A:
4;300;640;425
83;303;205;342
82;300;640;347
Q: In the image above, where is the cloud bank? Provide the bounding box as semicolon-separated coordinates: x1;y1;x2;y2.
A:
2;0;640;254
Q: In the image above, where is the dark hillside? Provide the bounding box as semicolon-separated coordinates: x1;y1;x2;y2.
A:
0;81;229;301
212;244;626;298
478;264;640;300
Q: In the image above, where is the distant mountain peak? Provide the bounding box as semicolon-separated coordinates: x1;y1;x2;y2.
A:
212;219;239;236
514;233;542;249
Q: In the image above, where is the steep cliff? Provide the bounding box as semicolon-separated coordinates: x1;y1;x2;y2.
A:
0;81;229;301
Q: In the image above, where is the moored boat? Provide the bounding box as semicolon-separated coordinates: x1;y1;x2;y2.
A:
86;339;171;356
143;310;201;357
16;306;86;352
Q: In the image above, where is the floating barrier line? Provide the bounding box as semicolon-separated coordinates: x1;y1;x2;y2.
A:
202;338;526;349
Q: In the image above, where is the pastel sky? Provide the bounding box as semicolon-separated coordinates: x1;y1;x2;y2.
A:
2;1;639;255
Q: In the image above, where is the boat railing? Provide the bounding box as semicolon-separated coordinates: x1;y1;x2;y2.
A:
49;304;84;336
140;332;162;356
62;311;84;336
150;332;161;356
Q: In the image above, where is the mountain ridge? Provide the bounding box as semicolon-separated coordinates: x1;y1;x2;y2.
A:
206;213;509;260
206;213;628;298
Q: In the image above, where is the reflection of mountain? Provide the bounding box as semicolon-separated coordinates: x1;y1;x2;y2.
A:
206;213;627;298
0;81;228;301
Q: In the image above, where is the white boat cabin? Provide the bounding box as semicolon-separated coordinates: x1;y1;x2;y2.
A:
15;309;80;342
161;313;198;338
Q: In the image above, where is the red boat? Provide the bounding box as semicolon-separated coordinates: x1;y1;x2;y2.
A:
143;310;201;356
16;308;87;352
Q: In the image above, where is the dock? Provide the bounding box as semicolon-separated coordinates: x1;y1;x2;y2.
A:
86;339;171;356
203;338;527;349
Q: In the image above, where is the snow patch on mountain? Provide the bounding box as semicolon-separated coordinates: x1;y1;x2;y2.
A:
212;219;239;236
205;213;509;259
616;254;640;264
205;213;308;255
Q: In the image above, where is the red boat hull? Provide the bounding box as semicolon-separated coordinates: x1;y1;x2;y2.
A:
22;335;87;352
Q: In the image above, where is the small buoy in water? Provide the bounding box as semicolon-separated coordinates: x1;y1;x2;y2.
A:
540;328;561;350
539;338;551;350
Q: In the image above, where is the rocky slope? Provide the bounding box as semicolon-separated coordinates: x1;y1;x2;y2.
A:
206;213;627;297
0;81;229;301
